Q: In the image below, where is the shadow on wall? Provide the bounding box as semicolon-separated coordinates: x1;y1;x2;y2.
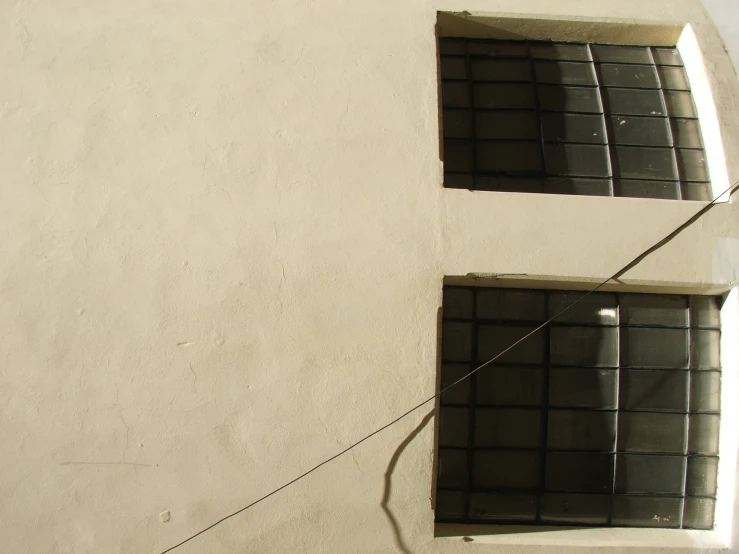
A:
381;410;435;554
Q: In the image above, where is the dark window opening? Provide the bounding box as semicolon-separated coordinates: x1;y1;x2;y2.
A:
436;286;721;529
438;39;711;200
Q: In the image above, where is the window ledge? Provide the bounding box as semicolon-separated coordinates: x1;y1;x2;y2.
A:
435;523;729;551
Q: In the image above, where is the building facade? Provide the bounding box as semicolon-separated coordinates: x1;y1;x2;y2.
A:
1;0;738;552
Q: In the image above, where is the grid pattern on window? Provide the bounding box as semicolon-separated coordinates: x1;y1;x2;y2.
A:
439;39;711;200
437;287;721;528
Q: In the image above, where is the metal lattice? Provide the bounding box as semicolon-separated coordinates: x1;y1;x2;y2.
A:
436;287;721;529
439;39;711;200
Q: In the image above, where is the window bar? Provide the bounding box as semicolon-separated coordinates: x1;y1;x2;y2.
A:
536;290;552;523
463;286;478;522
650;46;684;200
681;293;692;527
464;40;478;186
527;43;549;186
609;292;622;524
587;43;615;198
438;287;720;527
441;41;706;197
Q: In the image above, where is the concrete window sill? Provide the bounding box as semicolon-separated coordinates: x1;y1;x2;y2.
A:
435;523;729;550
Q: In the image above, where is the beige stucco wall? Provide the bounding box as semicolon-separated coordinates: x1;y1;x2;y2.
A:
1;0;738;552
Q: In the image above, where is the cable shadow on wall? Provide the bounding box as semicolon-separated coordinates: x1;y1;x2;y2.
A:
381;410;435;554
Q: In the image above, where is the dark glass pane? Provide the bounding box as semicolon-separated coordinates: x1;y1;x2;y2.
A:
540;493;611;524
615;454;686;494
688;414;720;455
438;39;466;56
677;149;709;182
672;118;704;148
477;289;546;321
440;363;471;405
545;452;614;493
621;327;689;368
545;144;611;177
610;146;678;180
681;182;711;201
440;56;467;79
653;48;683;66
544;177;611;196
443;109;472;139
690;296;721;329
476;141;542;173
474;451;541;489
442;321;472;361
475;177;543;193
531;44;591;61
472;59;531;82
602;88;665;116
475;408;542;448
690;371;721;413
614;180;680;199
438;448;468;489
683;498;715;529
477;365;544;406
443;287;474;319
619;369;688;412
599;64;660;89
478;325;545;365
658;66;690;90
535;61;597;86
444;172;473;189
608;116;672;147
474;83;535;109
436;489;466;520
443;140;474;172
545;178;612;196
547;409;617;451
549;291;618;325
665;90;697;118
691;330;721;370
621;294;688;326
549;368;618;409
539;85;602;113
542;113;607;144
442;82;469;107
685;456;718;496
612;496;682;528
591;45;652;64
467;41;528;57
469;493;538;521
617;412;687;453
475;111;540;140
550;326;618;367
439;407;469;447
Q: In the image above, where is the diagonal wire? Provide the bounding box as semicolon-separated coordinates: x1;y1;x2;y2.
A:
161;179;738;554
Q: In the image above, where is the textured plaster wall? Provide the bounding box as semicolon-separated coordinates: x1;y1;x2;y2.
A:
0;1;738;553
702;0;739;70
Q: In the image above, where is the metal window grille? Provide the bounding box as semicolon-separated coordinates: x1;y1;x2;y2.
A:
439;38;711;200
437;287;721;528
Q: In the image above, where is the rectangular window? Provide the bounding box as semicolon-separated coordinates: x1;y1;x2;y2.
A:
437;286;721;529
439;39;711;200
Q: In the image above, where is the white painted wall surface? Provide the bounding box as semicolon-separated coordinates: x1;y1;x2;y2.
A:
0;1;738;553
702;0;739;71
